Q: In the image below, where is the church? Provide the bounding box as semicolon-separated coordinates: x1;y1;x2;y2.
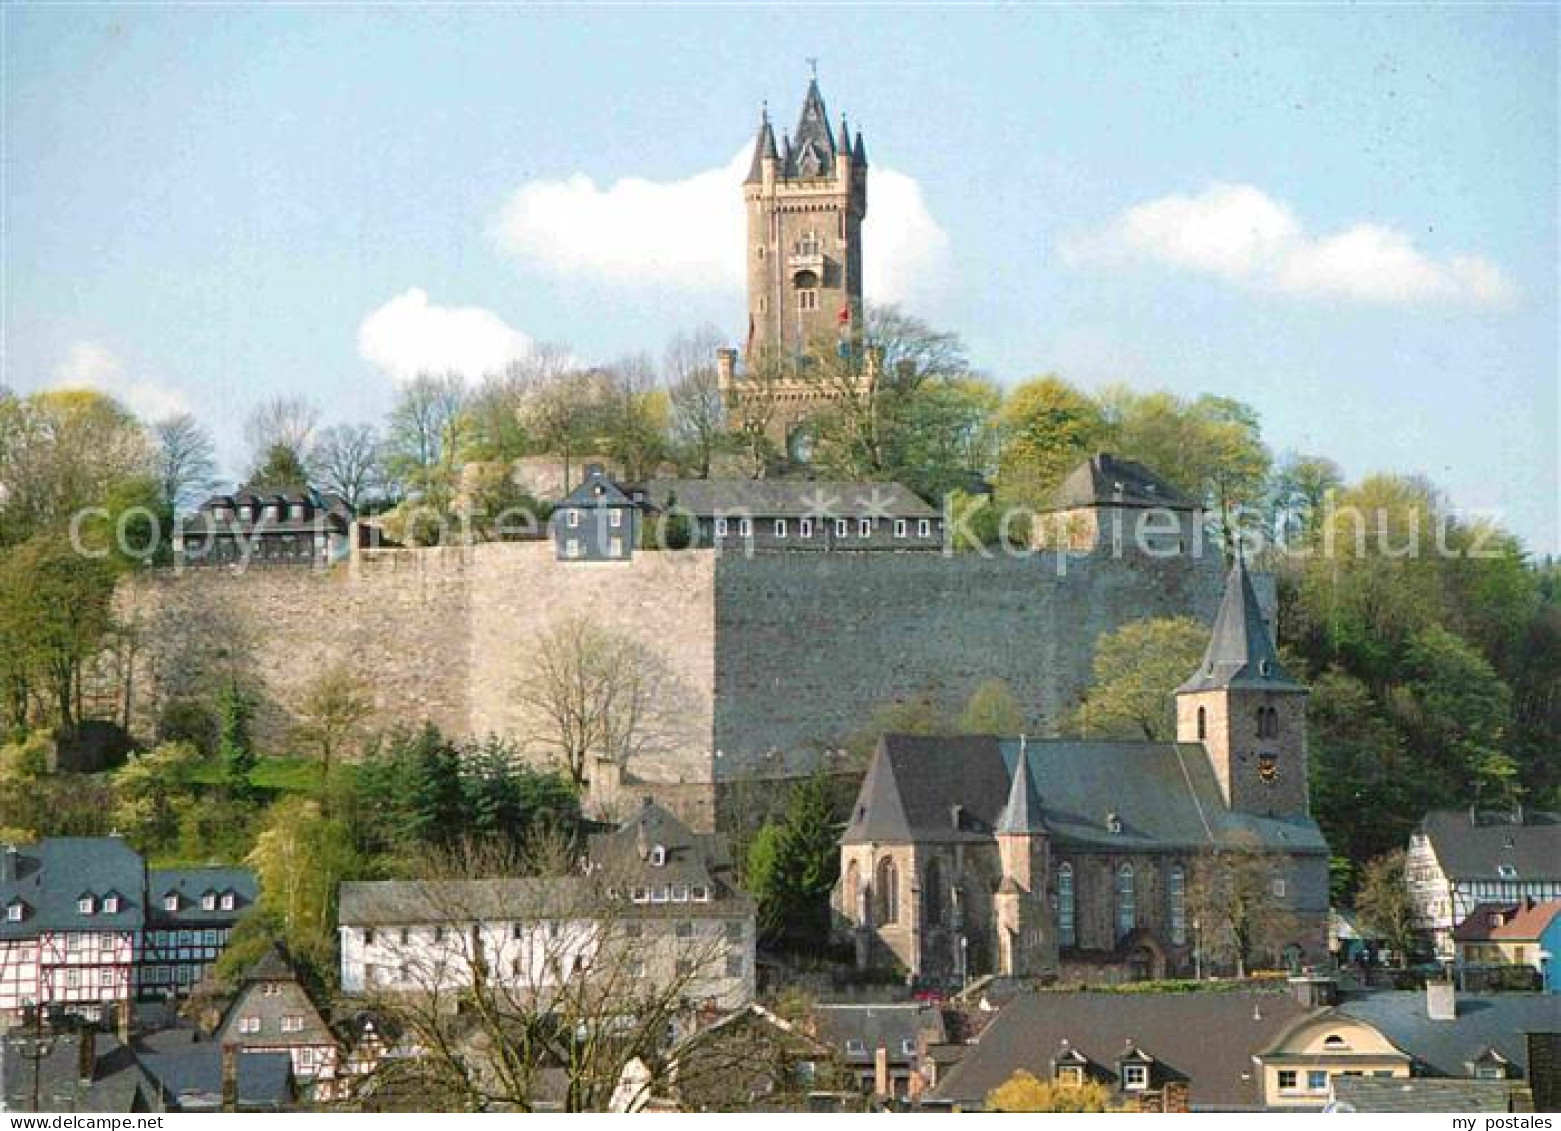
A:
832;560;1331;983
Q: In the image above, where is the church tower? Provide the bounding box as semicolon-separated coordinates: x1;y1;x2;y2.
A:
1176;560;1310;818
742;75;867;361
992;739;1058;976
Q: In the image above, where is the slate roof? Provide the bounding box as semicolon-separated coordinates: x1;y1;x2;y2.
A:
557;465;638;510
587;799;741;899
1177;559;1303;694
994;737;1044;835
744;112;779;184
1336;991;1561;1078
217;947;338;1058
136;1040;293;1111
1329;1076;1523;1113
2;1032;158;1113
0;837;146;938
337;877;588;927
783;78;838;179
185;485;353;533
147;866;258;926
842;734;1327;856
928;989;1310;1110
1418;809;1561;882
644;478;937;520
1042;453;1198;514
811;1003;943;1067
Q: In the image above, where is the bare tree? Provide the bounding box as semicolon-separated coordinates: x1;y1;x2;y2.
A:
664;327;728;478
346;843;749;1112
386;373;467;507
514;616;671;791
523;372;605;492
153;412;219;511
292;663;375;775
724;347;791;479
1186;840;1301;978
309;423;384;509
244;395;320;468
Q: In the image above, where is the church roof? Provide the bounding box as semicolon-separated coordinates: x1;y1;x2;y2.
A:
785;77;838;178
842;734;1327;854
1041;453;1198;514
1177;559;1303;694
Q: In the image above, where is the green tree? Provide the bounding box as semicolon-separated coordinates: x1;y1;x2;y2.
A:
112;741;202;853
1354;849;1419;968
217;680;260;804
246;795;359;986
1393;624;1516;806
1073;617;1208;741
249;442;310;489
995;376;1108;511
958;679;1025;735
746;774;840;945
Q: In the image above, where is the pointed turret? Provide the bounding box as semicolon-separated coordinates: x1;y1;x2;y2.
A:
744;110;778;185
851;128;867;166
1178;558;1300;693
838;114;853;160
996;737;1045;834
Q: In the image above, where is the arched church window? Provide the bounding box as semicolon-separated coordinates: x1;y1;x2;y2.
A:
1116;864;1136;939
1057;863;1075;947
874;857;899;925
924;858;943;927
1197;706;1207;740
1168;865;1187;946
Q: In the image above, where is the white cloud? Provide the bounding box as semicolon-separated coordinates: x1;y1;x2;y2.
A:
1063;182;1515;309
492;148;950;307
51;342;190;421
357;288;536;382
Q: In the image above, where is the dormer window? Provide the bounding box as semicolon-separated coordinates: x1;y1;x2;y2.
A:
163;894;179;912
220;892;235;911
78;895;95;915
900;1038;916;1056
5;901;24;922
1497;864;1518;880
649;845;667;867
845;1038;865;1056
201;893;217;911
289;503;305;520
1056;1065;1084;1087
213;506;229;521
103;895;119;914
266;504;281;520
238;506;252;521
1122;1064;1149;1090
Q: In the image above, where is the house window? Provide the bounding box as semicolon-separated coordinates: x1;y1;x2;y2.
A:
162;894;178;912
609;509;622;528
918;519;932;538
1122;1064;1148;1090
220;893;234;911
692;886;709;902
798;289;819;312
1116;865;1136;937
567;509;580;528
1307;1070;1328;1092
1278;1070;1298;1091
858;518;872;537
1497;864;1518;880
715;517;729;537
5;903;21;922
894;519;907;538
238;506;251;521
1323;1034;1349;1050
1476;1064;1506;1080
738;518;752;537
103;896;118;914
240;1016;261;1034
774;519;787;538
874;857;899;925
201;894;216;911
845;1039;866;1056
1272;878;1288;899
282;1016;304;1033
1058;863;1075;947
1057;1065;1084;1087
1168;865;1186;947
1196;706;1207;740
799;518;813;538
672;885;689;902
66;970;81;989
835;519;848;538
650;845;667;867
78;897;95;915
565;538;581;559
363;929;376;947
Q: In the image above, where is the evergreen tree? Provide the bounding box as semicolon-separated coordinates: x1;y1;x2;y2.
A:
217;680;259;805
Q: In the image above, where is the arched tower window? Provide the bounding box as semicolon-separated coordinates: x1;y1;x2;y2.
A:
923;858;944;927
874;857;899;925
1196;705;1207;740
1057;863;1075;947
1116;864;1136;939
1168;865;1187;947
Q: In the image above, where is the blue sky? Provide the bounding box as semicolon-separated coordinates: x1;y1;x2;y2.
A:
6;5;1557;551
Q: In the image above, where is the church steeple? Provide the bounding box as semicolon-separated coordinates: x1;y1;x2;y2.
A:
744;109;778;185
996;737;1045;834
1178;557;1300;694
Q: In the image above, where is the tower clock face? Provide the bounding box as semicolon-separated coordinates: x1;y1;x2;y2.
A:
1258;754;1279;783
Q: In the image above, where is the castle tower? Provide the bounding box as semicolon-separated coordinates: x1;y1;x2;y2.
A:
742;76;867;360
992;739;1058;976
1176;559;1310;817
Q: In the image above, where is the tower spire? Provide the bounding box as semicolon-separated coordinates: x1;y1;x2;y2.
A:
1178;558;1300;693
996;735;1045;834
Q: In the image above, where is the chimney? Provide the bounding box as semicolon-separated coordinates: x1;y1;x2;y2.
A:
221;1042;239;1111
1;845;17;882
873;1045;890;1098
1289;972;1339;1008
77;1028;97;1087
1426;979;1458;1021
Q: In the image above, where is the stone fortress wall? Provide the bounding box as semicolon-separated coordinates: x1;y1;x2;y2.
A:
120;541;1262;830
